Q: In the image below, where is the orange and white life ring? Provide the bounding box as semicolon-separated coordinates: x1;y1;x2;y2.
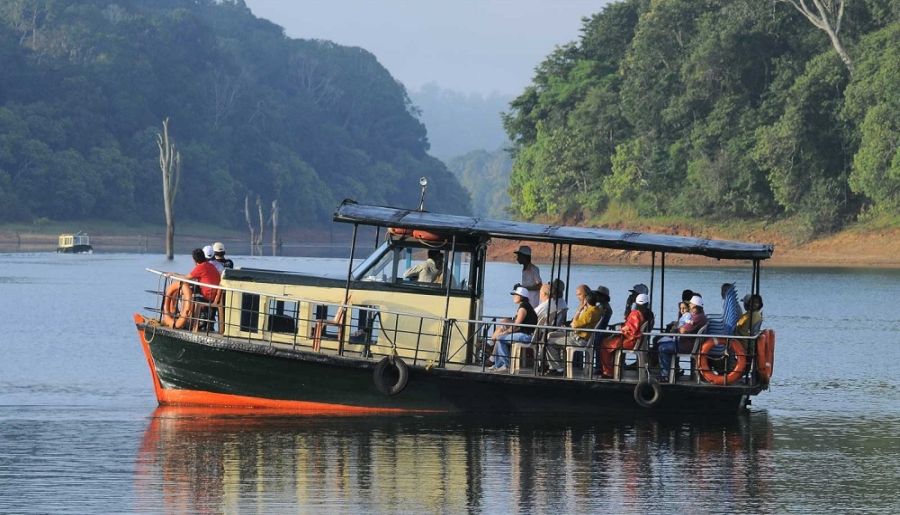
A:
698;338;747;385
389;227;413;236
162;281;192;329
755;329;776;385
411;229;445;241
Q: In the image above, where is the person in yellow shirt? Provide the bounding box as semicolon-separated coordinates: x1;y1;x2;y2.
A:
544;284;601;375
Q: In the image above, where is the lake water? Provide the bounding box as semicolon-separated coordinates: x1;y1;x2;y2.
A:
1;252;899;513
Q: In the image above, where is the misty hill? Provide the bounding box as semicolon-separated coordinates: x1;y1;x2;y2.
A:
446;147;512;219
0;0;471;228
409;83;512;161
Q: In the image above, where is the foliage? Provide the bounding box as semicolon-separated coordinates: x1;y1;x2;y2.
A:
0;0;471;227
503;0;899;235
445;147;512;218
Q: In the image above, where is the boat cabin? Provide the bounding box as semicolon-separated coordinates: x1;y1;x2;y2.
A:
57;232;92;253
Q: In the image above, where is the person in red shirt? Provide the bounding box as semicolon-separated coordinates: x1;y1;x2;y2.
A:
162;248;221;328
599;293;652;378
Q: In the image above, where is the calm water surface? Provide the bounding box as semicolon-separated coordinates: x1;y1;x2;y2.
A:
1;253;898;513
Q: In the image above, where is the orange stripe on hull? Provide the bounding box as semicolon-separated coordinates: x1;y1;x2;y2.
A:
157;388;442;415
134;313;443;415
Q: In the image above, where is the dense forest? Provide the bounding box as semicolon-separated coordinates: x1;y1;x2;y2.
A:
504;0;898;237
0;0;471;229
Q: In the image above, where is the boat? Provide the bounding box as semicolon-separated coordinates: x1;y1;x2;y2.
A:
57;232;93;253
133;198;776;415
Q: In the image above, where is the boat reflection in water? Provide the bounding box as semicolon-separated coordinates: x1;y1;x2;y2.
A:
135;408;775;512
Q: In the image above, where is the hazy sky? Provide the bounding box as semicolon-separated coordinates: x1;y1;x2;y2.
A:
243;0;610;96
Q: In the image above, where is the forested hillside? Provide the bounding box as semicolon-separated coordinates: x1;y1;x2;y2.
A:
446;147;512;218
504;0;898;237
0;0;471;228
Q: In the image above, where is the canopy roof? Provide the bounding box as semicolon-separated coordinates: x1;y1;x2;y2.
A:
334;200;773;261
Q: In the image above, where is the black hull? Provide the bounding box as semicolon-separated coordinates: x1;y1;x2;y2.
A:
57;245;92;253
137;321;760;415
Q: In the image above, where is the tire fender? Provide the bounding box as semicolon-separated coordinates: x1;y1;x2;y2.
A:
373;356;409;396
634;379;662;408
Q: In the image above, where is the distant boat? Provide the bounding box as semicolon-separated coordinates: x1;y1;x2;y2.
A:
57;232;93;254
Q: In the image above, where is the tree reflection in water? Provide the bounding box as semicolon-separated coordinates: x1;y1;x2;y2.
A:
135;408;775;513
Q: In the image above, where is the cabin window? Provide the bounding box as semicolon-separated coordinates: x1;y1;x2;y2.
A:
266;299;299;334
240;293;260;332
348;305;379;346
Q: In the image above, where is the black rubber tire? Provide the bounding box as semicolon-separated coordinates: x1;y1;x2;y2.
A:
633;379;662;408
373;356;409;396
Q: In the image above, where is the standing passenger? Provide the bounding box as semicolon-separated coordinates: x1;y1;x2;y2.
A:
212;242;234;269
514;245;542;307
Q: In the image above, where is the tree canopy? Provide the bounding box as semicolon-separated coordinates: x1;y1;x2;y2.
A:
0;0;471;228
503;0;899;236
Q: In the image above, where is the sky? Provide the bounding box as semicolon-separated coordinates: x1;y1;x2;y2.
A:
242;0;611;96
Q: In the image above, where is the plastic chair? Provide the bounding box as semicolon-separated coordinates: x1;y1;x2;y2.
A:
670;323;709;383
510;313;547;374
613;321;650;381
565;319;606;379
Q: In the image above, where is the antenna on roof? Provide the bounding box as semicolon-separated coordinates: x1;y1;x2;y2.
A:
418;176;428;211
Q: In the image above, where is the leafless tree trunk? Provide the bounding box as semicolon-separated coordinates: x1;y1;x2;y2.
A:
269;200;280;256
157;118;180;260
779;0;853;73
256;196;265;248
244;194;256;252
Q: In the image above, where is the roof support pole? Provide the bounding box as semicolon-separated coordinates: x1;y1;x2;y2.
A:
339;223;358;356
660;252;666;331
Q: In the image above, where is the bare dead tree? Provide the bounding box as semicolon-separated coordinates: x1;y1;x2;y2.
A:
157;117;181;260
778;0;853;73
244;194;256;252
268;200;280;255
256;196;265;247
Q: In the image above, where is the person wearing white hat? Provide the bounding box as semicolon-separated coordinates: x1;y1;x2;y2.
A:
657;294;709;381
514;245;542;306
488;285;538;372
212;241;234;270
204;245;225;273
598;293;653;378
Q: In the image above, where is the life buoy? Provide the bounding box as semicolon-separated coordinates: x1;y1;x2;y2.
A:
698;338;747;385
162;281;192;329
373;356;409;395
755;329;776;385
411;229;445;242
634;379;662;408
389;227;413;236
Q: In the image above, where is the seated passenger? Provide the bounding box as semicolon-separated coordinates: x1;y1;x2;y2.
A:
598;293;652;378
489;286;538;372
535;280;567;322
162;248;221;329
403;249;443;283
657;295;709;381
544;285;602;375
736;294;764;336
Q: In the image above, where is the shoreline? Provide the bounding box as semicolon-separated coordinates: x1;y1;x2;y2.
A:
2;225;898;269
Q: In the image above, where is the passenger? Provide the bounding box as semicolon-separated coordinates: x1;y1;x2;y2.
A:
162;248;221;328
598;293;652;378
535;279;568;324
514;245;542;306
623;283;649;320
212;241;234;269
204;245;224;274
657;295;709;381
736;294;764;336
591;286;614;371
544;285;602;376
489;286;538;372
403;249;443;283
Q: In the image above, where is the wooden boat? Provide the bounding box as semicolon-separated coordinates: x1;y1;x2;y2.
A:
57;232;93;253
133;199;775;415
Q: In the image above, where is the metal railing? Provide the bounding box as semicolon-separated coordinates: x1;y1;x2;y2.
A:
142;269;763;387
